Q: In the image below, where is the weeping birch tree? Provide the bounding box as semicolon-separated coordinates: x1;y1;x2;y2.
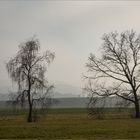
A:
7;37;55;122
86;30;140;118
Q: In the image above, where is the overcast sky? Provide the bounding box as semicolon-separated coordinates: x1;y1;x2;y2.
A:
1;1;140;92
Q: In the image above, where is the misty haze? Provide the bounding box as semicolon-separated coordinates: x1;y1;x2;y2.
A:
0;1;140;139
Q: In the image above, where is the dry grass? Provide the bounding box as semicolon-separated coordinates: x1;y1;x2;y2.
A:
0;109;139;139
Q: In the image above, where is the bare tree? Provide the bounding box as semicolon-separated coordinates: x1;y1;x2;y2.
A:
6;37;55;122
85;30;140;118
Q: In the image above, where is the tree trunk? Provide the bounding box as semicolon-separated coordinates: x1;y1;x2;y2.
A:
133;89;140;118
28;102;32;122
27;75;33;122
134;100;140;118
27;88;33;122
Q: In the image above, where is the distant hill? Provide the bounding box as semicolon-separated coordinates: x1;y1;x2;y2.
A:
51;97;89;108
50;97;132;108
0;97;89;109
52;82;83;98
0;82;84;99
0;93;9;101
0;97;133;109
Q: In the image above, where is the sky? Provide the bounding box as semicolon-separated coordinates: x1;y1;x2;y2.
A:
1;0;140;93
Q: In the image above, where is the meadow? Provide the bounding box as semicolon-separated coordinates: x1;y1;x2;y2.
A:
0;108;140;139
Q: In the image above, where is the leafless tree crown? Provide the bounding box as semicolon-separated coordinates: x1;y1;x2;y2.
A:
7;37;55;122
85;30;140;118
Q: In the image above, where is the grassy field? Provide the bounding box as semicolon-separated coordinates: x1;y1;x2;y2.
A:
0;108;139;139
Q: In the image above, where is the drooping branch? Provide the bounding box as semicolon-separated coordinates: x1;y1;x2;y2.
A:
6;37;55;122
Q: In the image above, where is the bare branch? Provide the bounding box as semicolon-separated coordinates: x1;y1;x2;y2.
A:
6;37;55;122
85;30;140;118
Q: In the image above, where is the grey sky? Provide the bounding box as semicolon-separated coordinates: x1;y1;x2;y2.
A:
0;1;140;92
